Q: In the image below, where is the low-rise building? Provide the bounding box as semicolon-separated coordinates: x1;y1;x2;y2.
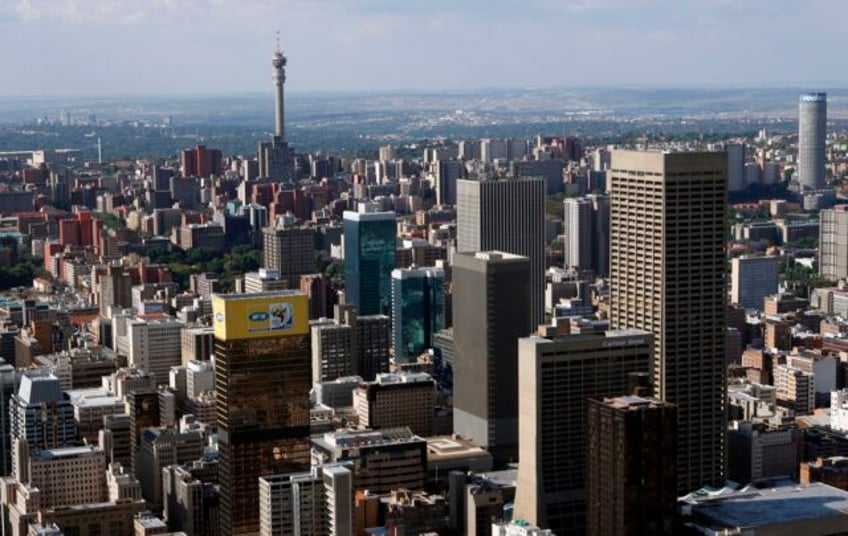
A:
774;363;815;415
312;428;426;494
258;465;352;536
680;482;848;535
727;421;803;484
353;372;435;437
802;456;848;490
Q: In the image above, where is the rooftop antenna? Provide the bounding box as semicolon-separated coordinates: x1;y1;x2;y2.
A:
276;30;281;54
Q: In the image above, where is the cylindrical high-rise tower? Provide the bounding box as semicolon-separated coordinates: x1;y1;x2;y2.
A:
798;92;827;190
272;43;286;141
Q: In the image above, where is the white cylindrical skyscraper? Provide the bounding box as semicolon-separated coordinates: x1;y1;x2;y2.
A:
798;92;826;190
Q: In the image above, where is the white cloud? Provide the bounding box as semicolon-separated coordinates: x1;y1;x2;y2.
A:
10;0;191;24
14;0;41;20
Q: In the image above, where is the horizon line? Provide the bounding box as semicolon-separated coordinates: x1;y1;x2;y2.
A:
2;83;848;100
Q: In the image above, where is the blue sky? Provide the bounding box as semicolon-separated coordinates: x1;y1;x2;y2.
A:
1;0;845;96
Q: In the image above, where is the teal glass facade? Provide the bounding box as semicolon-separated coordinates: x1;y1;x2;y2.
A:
343;211;396;316
391;268;445;362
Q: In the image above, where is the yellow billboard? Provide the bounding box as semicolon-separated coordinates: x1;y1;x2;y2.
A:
212;292;309;340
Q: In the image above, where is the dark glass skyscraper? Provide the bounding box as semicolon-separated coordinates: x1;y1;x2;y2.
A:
213;291;312;535
391;267;446;362
798;92;827;190
343;207;396;316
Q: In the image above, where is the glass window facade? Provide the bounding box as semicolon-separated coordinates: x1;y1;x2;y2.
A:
216;333;311;535
343;213;396;316
391;268;445;362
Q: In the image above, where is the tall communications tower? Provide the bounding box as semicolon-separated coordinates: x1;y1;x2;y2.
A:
257;33;296;181
272;32;286;141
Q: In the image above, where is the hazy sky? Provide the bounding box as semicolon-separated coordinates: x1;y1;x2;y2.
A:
1;0;846;96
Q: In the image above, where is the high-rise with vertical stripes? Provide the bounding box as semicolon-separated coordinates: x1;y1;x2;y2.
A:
457;177;546;328
798;92;827;190
609;150;727;494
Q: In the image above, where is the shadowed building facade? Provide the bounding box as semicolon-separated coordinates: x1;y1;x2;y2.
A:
586;395;677;536
457;177;546;328
513;330;652;534
452;251;531;465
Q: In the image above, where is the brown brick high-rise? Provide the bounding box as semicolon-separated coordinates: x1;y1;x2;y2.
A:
586;395;677;536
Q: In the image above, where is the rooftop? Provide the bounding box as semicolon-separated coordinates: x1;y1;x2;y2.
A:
315;426;422;449
372;372;433;386
427;436;491;462
37;445;103;460
605;395;663;410
67;388;121;408
683;482;848;529
343;209;396;222
211;290;304;302
18;372;63;404
473;251;526;262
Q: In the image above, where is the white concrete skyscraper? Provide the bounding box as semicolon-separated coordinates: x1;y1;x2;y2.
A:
798;92;827;190
563;194;609;277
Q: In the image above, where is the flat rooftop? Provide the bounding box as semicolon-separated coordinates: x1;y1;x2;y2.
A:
67;388;121;408
684;482;848;529
37;445;102;460
212;290;304;301
313;427;422;449
427;436;490;461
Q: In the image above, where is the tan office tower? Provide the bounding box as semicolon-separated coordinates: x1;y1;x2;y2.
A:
609;150;727;494
261;226;316;288
819;206;848;281
513;329;652;533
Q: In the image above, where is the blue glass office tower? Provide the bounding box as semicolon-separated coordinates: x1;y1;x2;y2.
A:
343;208;397;316
391;267;445;362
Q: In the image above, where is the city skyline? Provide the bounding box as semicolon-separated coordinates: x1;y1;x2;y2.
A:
2;0;848;96
4;5;848;534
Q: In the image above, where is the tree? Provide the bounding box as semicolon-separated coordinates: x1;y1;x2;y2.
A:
92;211;126;231
324;260;345;290
186;247;217;265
